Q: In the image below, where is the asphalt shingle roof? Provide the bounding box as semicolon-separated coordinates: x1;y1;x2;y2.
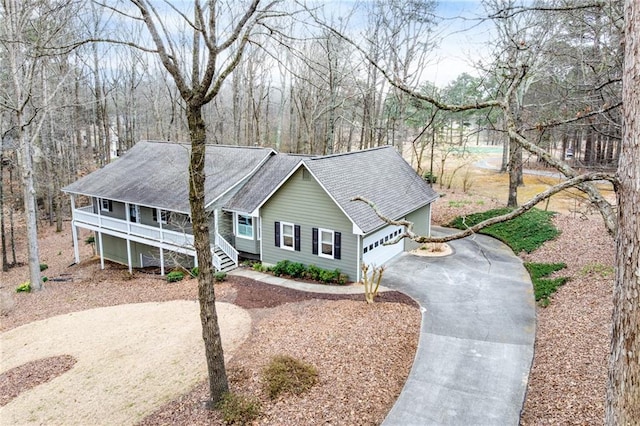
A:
223;153;306;213
303;146;439;234
62;140;273;213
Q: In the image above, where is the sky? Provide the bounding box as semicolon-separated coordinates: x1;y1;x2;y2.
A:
420;0;494;86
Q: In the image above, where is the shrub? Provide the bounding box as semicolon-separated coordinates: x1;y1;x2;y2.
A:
252;262;266;272
422;171;437;184
214;271;227;282
216;392;261;425
318;269;340;283
447;207;559;254
42;276;48;283
166;271;185;282
525;262;569;306
262;355;318;399
16;282;31;293
191;266;199;277
285;262;305;278
84;235;95;244
271;260;291;277
305;264;322;281
39;263;48;272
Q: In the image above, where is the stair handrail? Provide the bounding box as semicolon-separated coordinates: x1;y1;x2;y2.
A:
214;232;238;267
211;248;222;271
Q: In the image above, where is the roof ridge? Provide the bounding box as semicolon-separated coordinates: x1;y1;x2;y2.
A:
140;140;273;150
307;145;394;161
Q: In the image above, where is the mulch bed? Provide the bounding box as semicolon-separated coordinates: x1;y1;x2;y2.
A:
223;275;418;309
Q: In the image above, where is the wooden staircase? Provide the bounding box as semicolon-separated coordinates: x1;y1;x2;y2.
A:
214;246;237;272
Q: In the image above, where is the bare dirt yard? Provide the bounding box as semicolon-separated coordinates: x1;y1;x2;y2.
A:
1;162;615;425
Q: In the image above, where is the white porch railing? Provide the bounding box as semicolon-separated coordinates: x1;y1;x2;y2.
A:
215;232;238;267
74;206;194;249
74;206;238;270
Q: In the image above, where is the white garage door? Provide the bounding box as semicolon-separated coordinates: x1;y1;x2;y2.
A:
362;224;404;267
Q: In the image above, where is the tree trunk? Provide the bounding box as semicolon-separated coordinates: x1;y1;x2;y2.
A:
0;150;8;272
606;0;640;422
186;104;229;404
19;125;42;290
507;138;521;207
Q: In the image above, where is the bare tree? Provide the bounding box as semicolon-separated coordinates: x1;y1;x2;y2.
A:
0;0;80;290
111;0;279;404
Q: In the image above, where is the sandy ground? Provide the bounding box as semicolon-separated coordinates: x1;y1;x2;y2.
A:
0;301;251;425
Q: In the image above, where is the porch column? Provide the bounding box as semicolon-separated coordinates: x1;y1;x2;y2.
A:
70;195;80;264
193;254;198;268
159;247;165;276
126;239;133;274
98;231;105;270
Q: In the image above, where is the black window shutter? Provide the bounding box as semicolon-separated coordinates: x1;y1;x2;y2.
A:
334;232;341;259
274;221;280;247
294;225;301;251
152;209;158;222
108;200;113;211
312;228;318;255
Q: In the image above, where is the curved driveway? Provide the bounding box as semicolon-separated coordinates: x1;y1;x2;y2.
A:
382;228;536;425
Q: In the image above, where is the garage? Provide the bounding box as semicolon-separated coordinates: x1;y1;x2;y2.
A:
362;224;404;267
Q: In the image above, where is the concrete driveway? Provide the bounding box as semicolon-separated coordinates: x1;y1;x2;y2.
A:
382;227;536;425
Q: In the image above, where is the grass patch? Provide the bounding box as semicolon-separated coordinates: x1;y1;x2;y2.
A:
448;200;472;208
580;263;614;278
447;207;560;253
262;355;318;399
216;392;261;425
525;262;569;306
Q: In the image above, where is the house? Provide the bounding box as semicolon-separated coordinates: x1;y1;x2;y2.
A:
63;140;438;282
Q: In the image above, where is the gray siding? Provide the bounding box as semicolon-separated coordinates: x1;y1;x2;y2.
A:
93;198;126;220
261;167;358;280
404;204;432;251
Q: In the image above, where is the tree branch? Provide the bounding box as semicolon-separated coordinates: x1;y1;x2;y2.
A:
351;171;617;245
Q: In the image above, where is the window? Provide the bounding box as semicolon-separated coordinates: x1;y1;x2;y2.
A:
319;229;334;258
282;223;294;249
312;228;341;259
153;209;169;224
100;198;112;212
236;214;253;239
129;205;140;223
274;222;300;251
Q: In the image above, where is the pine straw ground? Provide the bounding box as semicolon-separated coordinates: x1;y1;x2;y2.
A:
1;188;615;425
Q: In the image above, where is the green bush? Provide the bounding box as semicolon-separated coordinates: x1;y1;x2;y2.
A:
42;276;48;283
422;171;437;183
305;264;322;281
16;281;31;293
166;271;185;283
262;355;318;399
447;207;560;253
270;261;346;284
318;269;338;283
39;263;48;272
84;235;95;244
285;262;305;278
271;260;290;277
525;262;569;305
214;271;227;282
216;392;261;425
252;262;267;272
191;266;199;277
